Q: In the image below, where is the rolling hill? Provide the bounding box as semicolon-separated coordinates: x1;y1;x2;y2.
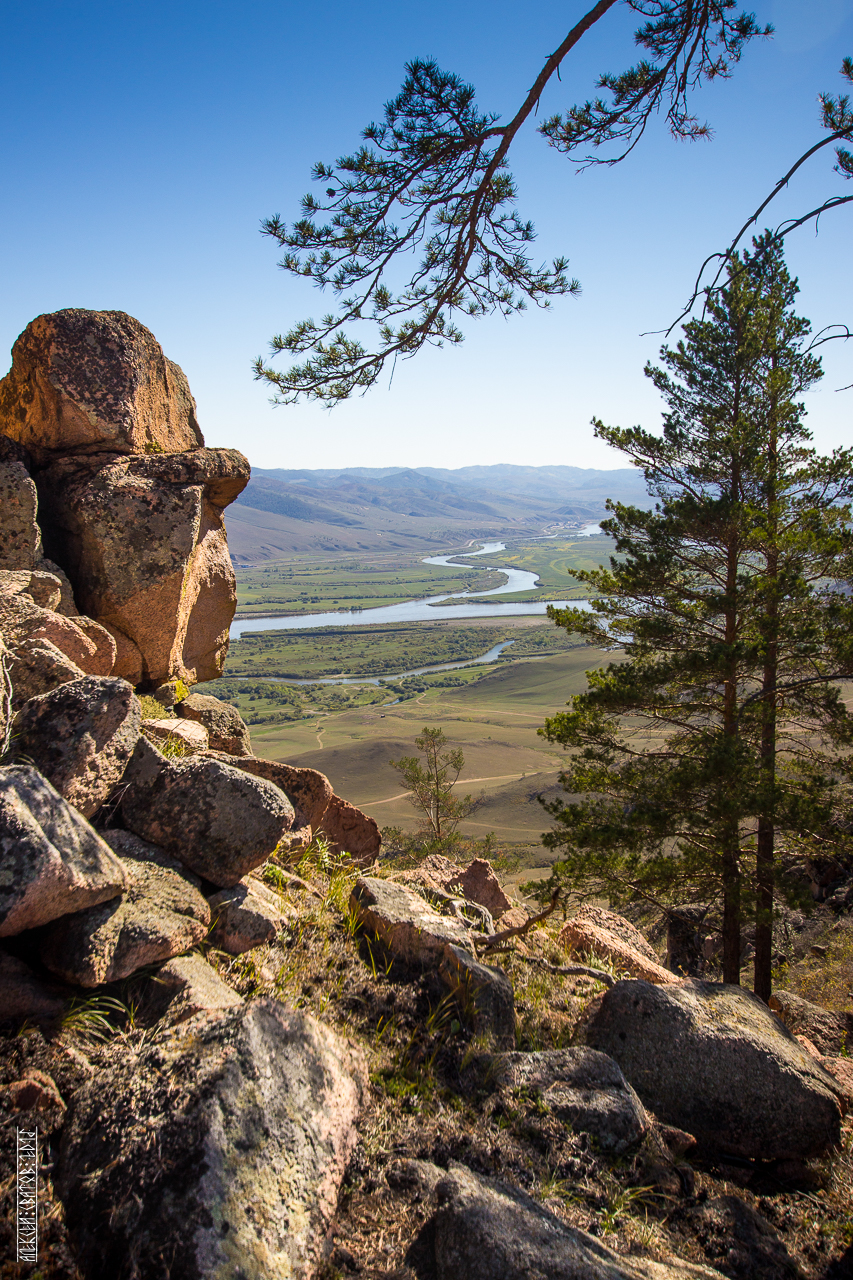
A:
225;463;650;561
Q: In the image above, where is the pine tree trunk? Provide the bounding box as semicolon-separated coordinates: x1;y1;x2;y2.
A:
722;842;742;984
754;384;780;1003
755;817;774;1000
722;438;743;988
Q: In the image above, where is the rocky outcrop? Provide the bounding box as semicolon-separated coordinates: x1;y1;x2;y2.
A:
0;310;249;689
397;853;517;922
431;1163;722;1280
177;692;252;756
202;748;333;826
58;998;367;1280
39;851;211;987
453;858;513;918
0;309;204;462
487;1048;648;1154
0;436;41;569
144;953;243;1026
685;1196;799;1280
560;904;679;985
11;676;140;818
4;638;86;708
351;876;474;964
37;447;249;686
582;979;847;1160
0;573;117;708
0;953;69;1025
0;766;126;936
121;736;294;886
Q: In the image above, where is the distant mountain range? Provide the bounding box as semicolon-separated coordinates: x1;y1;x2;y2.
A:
225;464;650;562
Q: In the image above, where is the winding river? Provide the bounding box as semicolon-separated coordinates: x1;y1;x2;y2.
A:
230;539;591;639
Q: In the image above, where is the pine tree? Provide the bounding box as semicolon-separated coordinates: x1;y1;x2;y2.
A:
390;727;474;846
540;236;853;993
255;4;769;405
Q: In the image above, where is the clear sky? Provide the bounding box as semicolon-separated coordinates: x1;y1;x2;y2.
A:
1;1;851;471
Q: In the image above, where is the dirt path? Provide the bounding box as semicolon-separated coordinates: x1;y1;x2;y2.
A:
361;772;531;806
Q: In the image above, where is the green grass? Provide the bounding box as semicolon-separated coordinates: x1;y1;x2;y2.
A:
231;538;613;618
239;648;614;878
467;534;618;604
234;553;506;616
223;619;585;682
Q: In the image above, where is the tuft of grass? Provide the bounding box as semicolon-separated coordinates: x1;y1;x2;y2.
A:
598;1179;655;1235
59;995;130;1044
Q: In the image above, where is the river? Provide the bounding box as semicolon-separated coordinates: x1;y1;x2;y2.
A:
254;638;518;688
230;539;593;639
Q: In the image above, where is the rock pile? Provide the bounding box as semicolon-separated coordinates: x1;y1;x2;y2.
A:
0;308;248;688
0;308;386;1276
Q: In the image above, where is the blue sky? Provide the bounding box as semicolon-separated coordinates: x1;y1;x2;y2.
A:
1;1;851;471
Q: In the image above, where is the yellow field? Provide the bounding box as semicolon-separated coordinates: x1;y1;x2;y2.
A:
250;648;613;851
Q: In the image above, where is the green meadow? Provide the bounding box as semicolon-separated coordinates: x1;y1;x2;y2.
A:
234;552;505;616
231;535;614;617
224;617;585;681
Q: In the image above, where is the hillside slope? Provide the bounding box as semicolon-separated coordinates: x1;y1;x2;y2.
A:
226;463;649;560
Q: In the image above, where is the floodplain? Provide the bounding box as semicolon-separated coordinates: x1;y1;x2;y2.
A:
202;535;622;890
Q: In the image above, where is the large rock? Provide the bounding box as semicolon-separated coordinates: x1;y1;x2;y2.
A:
440;944;515;1048
202;751;333;827
39;851;211;987
100;827;203;884
207;879;284;955
560;904;678;985
487;1047;647;1153
0;766;126;936
686;1195;800;1280
768;989;853;1057
583;979;847;1160
351;876;473;965
12;676;140;818
58;997;367;1279
0;436;41;568
432;1163;722;1280
0;310;204;462
37;448;248;686
177;693;252;756
318;793;381;866
121;736;294;886
397;853;515;922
